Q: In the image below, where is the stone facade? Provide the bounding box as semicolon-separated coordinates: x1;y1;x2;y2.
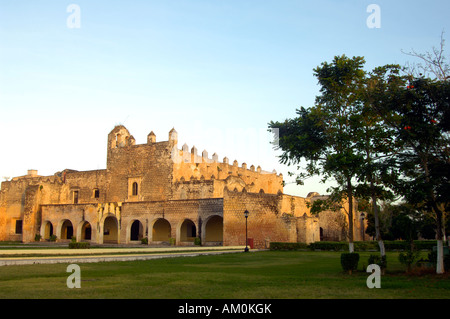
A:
0;125;367;248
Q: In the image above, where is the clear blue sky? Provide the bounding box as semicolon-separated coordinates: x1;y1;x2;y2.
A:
1;0;449;197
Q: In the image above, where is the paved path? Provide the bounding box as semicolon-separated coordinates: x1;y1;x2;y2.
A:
0;246;247;266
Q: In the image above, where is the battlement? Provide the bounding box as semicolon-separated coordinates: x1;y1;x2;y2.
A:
105;125;284;196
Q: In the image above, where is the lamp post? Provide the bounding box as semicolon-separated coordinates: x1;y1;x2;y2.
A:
244;210;249;252
360;213;366;241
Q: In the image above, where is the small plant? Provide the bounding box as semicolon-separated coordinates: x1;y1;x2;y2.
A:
368;254;387;274
69;241;90;249
49;234;57;242
141;237;148;245
194;237;201;246
398;243;421;273
169;237;176;246
34;234;42;242
341;252;360;274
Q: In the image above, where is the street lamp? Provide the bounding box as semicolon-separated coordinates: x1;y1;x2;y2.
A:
244;210;249;252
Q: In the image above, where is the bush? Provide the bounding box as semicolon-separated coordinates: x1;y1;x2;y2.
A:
34;234;42;242
354;241;379;251
141;237;148;245
194;237;202;246
49;235;57;242
368;254;387;270
427;251;450;270
68;242;90;249
399;249;421;272
269;242;309;251
341;253;360;274
309;241;347;251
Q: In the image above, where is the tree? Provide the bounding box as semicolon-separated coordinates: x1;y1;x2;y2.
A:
269;55;367;252
373;77;450;274
355;64;408;257
402;31;449;81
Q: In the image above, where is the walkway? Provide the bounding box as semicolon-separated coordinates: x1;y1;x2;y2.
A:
0;246;247;266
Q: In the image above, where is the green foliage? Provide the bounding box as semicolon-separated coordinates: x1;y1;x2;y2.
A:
368;254;387;269
398;241;421;272
270;240;437;252
428;250;450;270
308;241;348;251
340;253;360;274
141;237;148;245
68;242;90;249
194;237;202;246
269;242;309;250
34;234;41;242
49;235;57;242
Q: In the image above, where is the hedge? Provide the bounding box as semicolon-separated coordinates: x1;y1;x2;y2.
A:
341;253;360;274
68;242;91;249
270;240;439;251
269;242;309;251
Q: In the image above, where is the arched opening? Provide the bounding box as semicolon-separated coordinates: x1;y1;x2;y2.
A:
103;216;119;244
205;216;223;243
61;220;74;240
130;220;143;241
180;219;196;242
132;182;138;196
42;221;53;240
152;218;171;242
81;221;92;241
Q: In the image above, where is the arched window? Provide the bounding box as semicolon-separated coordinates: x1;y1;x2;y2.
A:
132;182;138;196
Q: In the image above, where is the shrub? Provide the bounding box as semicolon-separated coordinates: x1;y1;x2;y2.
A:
68;242;90;249
34;234;42;242
49;235;57;242
399;249;421;272
169;238;176;246
368;254;387;270
341;253;360;274
269;242;309;251
141;237;148;245
194;237;202;246
309;241;347;251
427;251;450;270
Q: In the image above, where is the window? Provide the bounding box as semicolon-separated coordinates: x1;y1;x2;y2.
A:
132;182;138;196
73;190;79;204
93;188;100;199
15;220;23;234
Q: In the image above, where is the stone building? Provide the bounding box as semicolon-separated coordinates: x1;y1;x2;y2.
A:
0;125;367;248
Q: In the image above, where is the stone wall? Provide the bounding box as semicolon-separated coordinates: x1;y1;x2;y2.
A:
222;189;319;248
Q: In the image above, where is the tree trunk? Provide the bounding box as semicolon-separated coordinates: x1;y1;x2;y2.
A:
347;178;354;253
371;190;385;257
435;208;445;274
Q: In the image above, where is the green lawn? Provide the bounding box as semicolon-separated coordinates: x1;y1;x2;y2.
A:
0;250;448;299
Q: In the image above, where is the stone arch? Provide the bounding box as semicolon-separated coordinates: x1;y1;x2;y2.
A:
77;221;92;241
102;215;119;244
203;215;223;244
59;219;74;240
128;219;144;242
40;221;53;240
178;219;197;243
151;218;171;242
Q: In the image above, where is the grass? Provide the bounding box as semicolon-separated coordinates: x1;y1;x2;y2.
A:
0;250;449;299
